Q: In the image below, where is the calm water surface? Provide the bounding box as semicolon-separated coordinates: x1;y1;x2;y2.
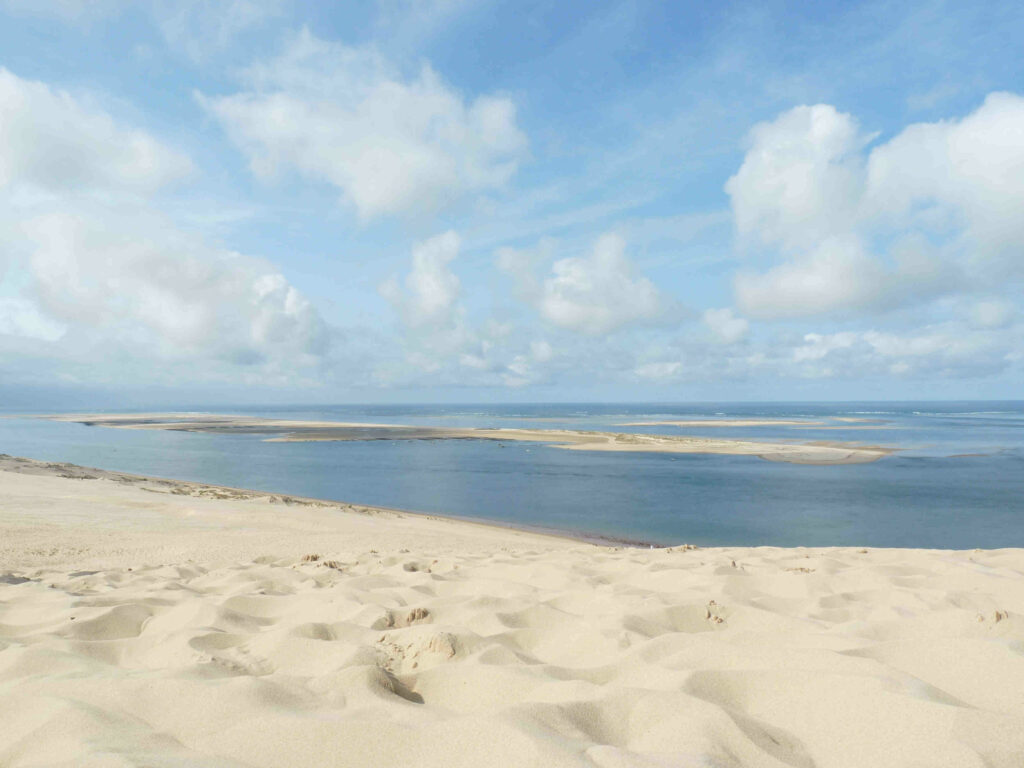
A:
1;402;1022;548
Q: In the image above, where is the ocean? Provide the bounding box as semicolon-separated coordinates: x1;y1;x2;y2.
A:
1;402;1022;548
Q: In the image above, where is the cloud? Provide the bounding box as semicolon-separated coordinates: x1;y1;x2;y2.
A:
495;237;554;301
0;66;332;385
154;0;286;60
380;230;462;330
790;327;1011;379
379;230;482;377
865;92;1024;276
634;360;682;380
791;331;858;363
16;209;330;368
529;339;554;363
0;68;192;194
968;299;1015;330
726;104;868;252
499;233;664;335
200;29;526;219
540;234;663;334
379;233;568;387
501;339;557;388
734;236;889;318
702;307;749;343
726;93;1024;318
0;296;66;341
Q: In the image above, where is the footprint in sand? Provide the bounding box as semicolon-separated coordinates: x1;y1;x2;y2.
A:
372;607;432;630
376;628;459;676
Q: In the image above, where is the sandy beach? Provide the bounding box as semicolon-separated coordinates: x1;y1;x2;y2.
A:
1;455;1022;767
40;414;895;465
2;0;1019;765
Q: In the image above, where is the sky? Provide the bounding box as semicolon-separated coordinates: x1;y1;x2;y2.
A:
0;0;1022;406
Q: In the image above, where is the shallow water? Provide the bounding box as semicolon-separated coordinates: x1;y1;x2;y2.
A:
1;402;1022;548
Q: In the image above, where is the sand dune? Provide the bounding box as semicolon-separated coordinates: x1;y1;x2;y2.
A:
39;413;894;464
2;457;1023;767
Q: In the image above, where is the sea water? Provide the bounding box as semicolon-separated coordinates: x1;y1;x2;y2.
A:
1;402;1021;548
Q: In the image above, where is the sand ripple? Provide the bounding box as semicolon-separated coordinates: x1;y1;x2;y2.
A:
2;460;1023;766
3;544;1024;767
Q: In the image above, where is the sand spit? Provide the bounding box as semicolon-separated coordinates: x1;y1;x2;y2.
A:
619;418;893;431
1;458;1023;767
42;413;894;464
618;419;823;427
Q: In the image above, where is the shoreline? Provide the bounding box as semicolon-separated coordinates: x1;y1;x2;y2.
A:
2;452;1023;766
0;454;656;549
1;453;1006;553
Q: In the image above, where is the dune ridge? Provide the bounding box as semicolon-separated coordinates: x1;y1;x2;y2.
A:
2;458;1023;767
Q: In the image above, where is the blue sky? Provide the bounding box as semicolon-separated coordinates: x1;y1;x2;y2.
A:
0;0;1022;405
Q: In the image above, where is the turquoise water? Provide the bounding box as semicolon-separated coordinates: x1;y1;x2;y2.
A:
1;402;1022;548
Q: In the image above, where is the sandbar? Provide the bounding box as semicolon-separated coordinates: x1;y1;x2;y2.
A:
618;419;822;427
41;413;895;464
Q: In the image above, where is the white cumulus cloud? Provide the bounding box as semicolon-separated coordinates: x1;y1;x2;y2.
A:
19;210;329;366
500;234;663;335
540;234;662;334
791;327;1010;379
734;236;892;318
200;30;526;219
726;93;1024;319
865;92;1024;276
0;66;330;384
380;230;462;330
702;307;749;344
0;68;192;194
726;103;867;252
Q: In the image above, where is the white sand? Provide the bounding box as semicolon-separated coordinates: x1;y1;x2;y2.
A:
617;420;822;427
2;458;1023;767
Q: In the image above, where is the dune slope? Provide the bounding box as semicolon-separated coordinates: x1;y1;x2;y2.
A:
1;458;1023;767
